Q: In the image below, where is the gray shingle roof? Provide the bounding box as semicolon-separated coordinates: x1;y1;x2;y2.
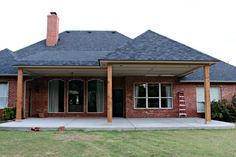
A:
1;29;233;83
104;30;218;62
0;49;17;75
180;61;236;82
15;31;131;66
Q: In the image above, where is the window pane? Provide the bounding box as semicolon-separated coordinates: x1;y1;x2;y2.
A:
210;87;220;101
196;87;221;113
88;80;104;112
161;84;172;97
161;98;172;108
135;98;146;108
135;84;146;97
48;80;64;112
0;83;8;108
148;98;159;108
68;80;84;112
197;102;204;113
148;84;159;97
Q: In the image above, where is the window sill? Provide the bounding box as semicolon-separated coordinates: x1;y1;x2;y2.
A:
86;112;104;114
197;111;205;113
67;112;85;113
134;107;173;110
48;112;65;113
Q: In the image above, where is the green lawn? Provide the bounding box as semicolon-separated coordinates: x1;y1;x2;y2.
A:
0;129;236;157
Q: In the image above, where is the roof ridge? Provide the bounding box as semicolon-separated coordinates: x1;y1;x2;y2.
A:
0;48;12;52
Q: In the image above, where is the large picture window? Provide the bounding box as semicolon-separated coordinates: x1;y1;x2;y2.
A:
196;87;221;113
68;80;84;112
0;82;8;109
134;83;172;109
48;80;64;112
88;80;104;112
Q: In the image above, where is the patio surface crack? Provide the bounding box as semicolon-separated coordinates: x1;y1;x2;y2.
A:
126;118;136;130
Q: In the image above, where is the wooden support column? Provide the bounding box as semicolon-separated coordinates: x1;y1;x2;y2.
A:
16;68;23;120
204;64;211;124
107;64;113;123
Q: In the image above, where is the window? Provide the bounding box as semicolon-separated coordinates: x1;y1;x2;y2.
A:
48;80;64;112
0;82;8;109
134;83;172;109
196;87;221;113
68;80;84;112
87;80;104;112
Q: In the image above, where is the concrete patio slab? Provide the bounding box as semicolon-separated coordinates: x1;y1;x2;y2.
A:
0;117;234;131
127;118;235;130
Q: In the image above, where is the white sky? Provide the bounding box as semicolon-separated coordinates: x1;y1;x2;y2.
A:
0;0;235;66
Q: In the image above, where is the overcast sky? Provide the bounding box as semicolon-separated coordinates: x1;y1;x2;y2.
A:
0;0;235;66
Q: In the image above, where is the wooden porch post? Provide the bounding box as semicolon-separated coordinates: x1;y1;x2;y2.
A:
107;64;113;123
16;68;23;120
204;64;211;124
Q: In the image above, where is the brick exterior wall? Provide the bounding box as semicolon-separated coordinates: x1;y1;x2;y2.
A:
1;76;236;120
124;76;199;118
220;84;236;102
0;77;17;120
29;77;108;118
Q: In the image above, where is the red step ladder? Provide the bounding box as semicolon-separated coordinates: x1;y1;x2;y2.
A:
177;92;187;117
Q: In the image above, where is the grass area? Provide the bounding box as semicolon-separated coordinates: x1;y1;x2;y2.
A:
0;129;236;157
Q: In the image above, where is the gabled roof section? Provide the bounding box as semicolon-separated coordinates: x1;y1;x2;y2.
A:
0;49;17;75
180;61;236;83
104;30;219;62
15;31;131;66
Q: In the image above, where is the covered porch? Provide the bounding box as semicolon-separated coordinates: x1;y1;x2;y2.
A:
15;61;213;124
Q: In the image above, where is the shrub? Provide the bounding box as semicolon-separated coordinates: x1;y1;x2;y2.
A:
232;95;236;107
211;101;223;120
211;100;236;122
3;107;16;120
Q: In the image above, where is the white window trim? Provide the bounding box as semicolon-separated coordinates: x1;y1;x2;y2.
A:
133;83;173;109
196;86;221;113
48;79;65;113
67;79;85;113
86;79;105;113
0;82;9;109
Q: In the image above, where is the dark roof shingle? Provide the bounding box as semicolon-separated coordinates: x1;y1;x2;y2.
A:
15;31;131;66
104;30;218;62
0;49;17;75
180;61;236;82
1;29;233;82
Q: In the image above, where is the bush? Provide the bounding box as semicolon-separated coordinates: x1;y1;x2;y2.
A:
211;100;236;122
211;101;223;120
3;107;16;120
232;95;236;107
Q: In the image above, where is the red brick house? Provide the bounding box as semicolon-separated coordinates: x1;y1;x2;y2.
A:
0;13;236;123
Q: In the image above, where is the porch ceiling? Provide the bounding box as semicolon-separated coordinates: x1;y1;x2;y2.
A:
22;63;203;77
112;64;202;77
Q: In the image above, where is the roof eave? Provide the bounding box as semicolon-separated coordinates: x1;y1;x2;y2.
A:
12;65;102;69
99;60;219;65
0;74;29;76
179;80;236;83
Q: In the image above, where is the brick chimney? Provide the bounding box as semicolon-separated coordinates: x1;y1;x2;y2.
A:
46;12;59;46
